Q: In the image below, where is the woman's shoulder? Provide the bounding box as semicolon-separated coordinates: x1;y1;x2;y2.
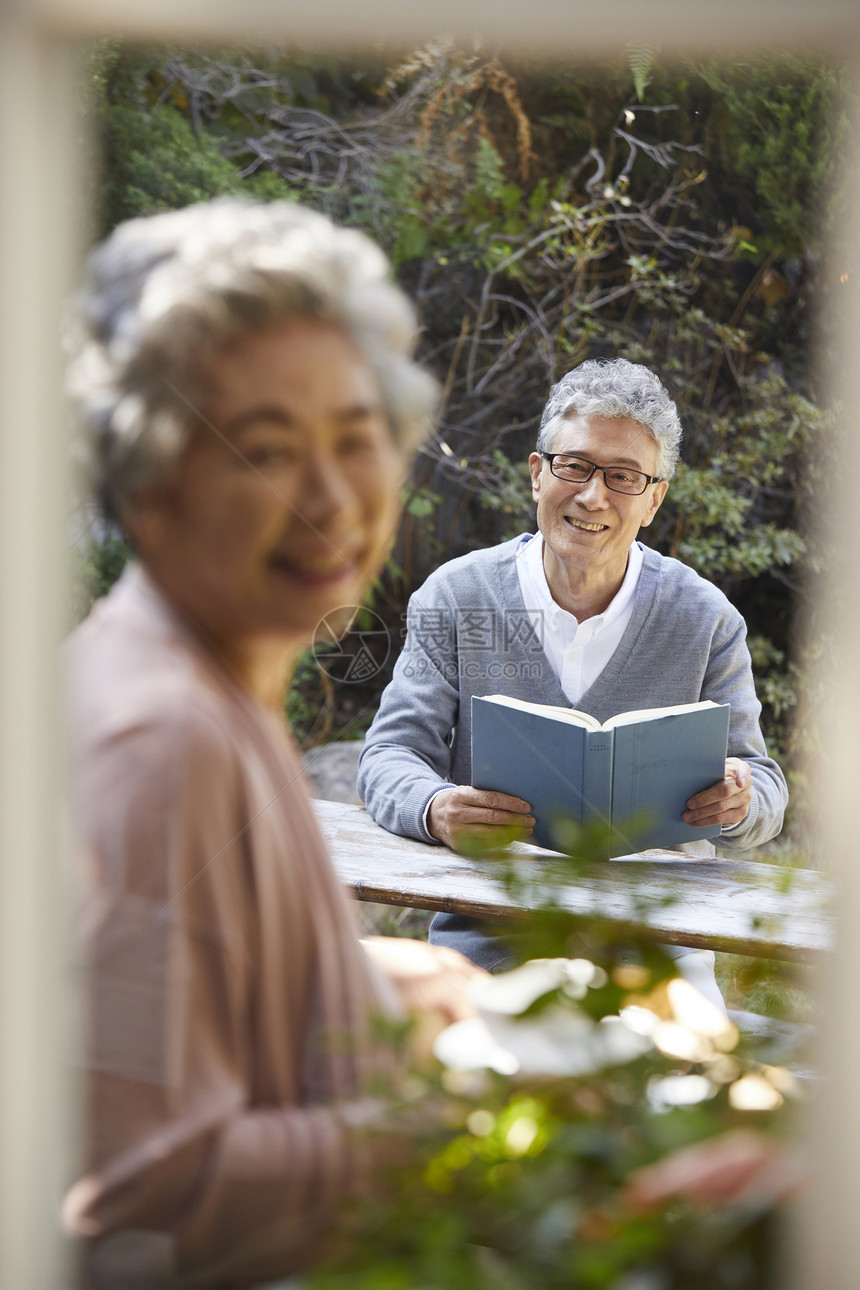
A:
67;587;239;766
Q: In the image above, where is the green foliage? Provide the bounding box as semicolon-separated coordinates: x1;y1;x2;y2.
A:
103;101;250;226
372;135;529;269
475;451;535;538
285;648;328;745
308;829;802;1289
82;46;825;1283
692;55;851;256
370;151;431;265
627;42;659;103
70;532;131;624
85;41;846;832
403;486;443;519
89;45;297;235
286;640;387;748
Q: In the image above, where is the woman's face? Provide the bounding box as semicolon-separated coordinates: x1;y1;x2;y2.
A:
128;317;404;657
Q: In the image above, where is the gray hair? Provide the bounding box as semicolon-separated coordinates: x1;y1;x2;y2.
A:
536;358;682;479
67;198;439;522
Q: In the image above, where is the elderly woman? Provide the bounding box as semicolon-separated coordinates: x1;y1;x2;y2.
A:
62;200;480;1287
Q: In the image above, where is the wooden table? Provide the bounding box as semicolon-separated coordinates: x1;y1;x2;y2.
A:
313;799;834;963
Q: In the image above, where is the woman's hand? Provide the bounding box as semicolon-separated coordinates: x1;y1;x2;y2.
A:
361;936;486;1024
625;1129;799;1211
361;936;487;1065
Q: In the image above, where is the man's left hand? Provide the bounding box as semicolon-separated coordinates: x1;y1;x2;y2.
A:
682;757;752;830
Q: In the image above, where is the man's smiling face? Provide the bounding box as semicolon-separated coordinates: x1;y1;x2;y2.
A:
528;413;668;593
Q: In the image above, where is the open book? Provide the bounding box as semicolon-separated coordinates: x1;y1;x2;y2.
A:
471;694;730;857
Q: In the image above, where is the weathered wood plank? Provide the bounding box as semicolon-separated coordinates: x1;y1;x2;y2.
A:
313;799;834;962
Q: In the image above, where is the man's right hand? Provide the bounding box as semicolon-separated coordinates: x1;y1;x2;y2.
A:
426;786;535;850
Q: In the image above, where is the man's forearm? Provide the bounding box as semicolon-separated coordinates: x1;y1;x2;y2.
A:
357;742;449;843
702;618;788;850
358;603;463;842
719;758;787;849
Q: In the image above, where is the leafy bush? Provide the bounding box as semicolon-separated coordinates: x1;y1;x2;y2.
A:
307;837;804;1289
76;42;826;1287
70;531;131;625
89;44;296;235
691;56;850;258
81;41;846;831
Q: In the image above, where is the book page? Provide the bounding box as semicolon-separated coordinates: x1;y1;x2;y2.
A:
480;694;602;732
602;700;719;730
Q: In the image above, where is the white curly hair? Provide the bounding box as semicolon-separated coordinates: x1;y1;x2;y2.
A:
537;357;682;479
67;198;439;521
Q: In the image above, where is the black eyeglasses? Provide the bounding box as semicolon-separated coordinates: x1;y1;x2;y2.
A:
542;453;663;496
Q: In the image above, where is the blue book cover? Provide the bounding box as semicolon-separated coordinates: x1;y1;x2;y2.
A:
471;695;729;857
470;697;611;850
607;703;730;855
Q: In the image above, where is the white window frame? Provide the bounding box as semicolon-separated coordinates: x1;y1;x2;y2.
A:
1;4;857;1285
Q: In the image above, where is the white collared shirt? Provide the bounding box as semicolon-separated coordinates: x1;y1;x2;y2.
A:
514;533;644;706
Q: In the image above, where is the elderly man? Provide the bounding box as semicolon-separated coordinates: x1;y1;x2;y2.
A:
358;358;788;984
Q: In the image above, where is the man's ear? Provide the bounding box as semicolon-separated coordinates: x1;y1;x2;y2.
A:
640;479;669;528
529;452;543;503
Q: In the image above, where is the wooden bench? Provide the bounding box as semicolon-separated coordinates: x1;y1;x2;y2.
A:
313;799;833;963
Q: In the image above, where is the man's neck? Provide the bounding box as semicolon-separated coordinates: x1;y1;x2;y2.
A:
542;546;629;621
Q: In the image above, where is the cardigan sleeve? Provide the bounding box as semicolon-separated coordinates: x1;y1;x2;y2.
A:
64;703;377;1286
698;609;789;849
358;587;462;843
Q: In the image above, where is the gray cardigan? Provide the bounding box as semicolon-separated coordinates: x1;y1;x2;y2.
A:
358;536;788;852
